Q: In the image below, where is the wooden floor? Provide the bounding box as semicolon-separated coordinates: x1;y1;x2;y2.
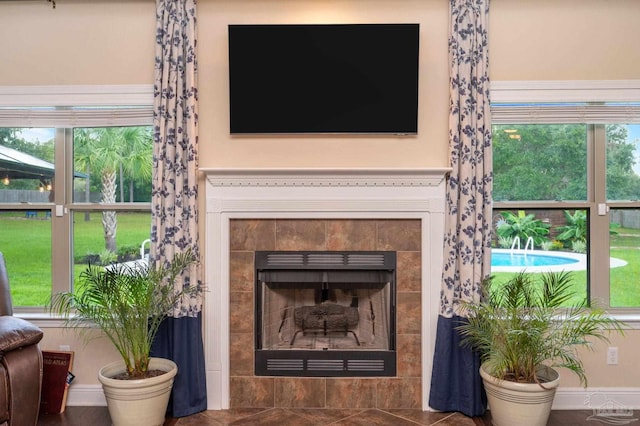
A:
37;406;598;425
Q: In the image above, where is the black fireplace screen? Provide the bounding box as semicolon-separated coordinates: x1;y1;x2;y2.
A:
255;251;396;377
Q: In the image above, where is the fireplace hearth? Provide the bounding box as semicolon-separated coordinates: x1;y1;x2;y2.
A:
255;251;396;377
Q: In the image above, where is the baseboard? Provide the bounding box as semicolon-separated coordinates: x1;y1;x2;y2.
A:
65;384;106;406
66;383;640;413
553;387;640;410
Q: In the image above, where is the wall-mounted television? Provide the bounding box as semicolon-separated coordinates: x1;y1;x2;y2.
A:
228;24;419;135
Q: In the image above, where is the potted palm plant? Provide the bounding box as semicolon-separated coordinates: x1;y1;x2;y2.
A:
48;249;199;426
457;271;625;426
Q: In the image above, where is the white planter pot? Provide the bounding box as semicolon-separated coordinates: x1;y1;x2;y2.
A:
480;363;560;426
98;357;178;426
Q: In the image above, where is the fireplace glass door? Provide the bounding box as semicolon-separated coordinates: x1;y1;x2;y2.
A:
255;251;396;377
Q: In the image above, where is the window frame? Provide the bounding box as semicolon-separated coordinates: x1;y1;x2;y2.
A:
0;85;154;321
491;80;640;323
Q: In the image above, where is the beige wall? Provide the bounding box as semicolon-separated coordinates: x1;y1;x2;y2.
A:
491;0;640;81
197;0;450;168
1;0;640;391
558;331;640;388
39;328;120;386
0;0;155;86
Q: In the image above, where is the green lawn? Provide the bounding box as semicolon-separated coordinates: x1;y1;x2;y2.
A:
2;213;640;309
490;270;588;307
0;211;150;307
491;226;640;307
610;247;640;307
72;211;151;259
609;226;640;307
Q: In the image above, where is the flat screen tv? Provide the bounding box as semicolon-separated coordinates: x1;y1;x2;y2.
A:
228;24;419;135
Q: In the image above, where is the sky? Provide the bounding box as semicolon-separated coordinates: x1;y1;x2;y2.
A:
629;124;640;141
627;124;640;175
18;128;55;144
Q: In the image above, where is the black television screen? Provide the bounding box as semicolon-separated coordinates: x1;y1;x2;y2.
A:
228;24;419;135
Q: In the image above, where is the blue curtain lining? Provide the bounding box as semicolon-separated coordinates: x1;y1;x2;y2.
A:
429;314;486;417
150;313;207;417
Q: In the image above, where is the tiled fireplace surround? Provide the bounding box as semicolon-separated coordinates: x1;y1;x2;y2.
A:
203;169;449;411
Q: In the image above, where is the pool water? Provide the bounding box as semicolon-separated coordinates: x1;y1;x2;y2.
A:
492;252;579;267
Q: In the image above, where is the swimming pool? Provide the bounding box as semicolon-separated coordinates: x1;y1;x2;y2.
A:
491;249;627;273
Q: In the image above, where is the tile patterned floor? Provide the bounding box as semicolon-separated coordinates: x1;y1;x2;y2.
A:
168;408;489;425
38;406;600;425
38;406;489;426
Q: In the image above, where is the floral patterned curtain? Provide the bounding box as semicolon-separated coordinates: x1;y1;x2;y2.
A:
429;0;492;417
150;0;206;417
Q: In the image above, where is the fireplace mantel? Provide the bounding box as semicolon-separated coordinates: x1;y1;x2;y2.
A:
201;168;451;187
202;168;450;410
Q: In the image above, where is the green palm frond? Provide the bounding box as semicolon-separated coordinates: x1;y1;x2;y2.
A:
457;271;625;387
48;249;199;378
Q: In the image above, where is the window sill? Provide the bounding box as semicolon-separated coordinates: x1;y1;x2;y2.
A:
15;312;94;329
609;314;640;330
14;312;640;330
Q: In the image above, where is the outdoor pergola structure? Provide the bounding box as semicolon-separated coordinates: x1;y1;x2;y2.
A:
0;145;86;186
0;145;55;184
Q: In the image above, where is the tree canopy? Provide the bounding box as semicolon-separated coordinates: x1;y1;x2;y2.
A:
493;124;640;201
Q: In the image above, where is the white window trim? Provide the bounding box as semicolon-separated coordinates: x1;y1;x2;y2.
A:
0;85;154;127
0;84;154;107
491;80;640;103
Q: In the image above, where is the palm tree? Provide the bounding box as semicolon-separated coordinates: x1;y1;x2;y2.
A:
74;127;153;252
73;129;94;221
78;127;152;252
120;127;152;202
92;128;125;252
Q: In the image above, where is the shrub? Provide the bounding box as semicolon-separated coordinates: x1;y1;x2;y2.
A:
556;210;587;248
539;240;553;251
495;211;551;247
572;240;587;254
117;244;139;262
99;249;117;266
497;236;514;249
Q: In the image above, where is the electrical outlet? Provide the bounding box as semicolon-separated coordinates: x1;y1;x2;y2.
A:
607;346;618;365
59;344;71;352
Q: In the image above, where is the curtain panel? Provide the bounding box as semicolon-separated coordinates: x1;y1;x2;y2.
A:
150;0;207;417
429;0;492;417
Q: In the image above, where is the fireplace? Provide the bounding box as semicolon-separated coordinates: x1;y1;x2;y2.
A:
255;251;396;377
203;168;449;410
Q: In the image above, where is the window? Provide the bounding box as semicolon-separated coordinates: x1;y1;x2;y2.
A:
491;81;640;312
0;86;153;311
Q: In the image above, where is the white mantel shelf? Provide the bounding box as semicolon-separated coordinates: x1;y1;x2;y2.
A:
200;168;451;187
